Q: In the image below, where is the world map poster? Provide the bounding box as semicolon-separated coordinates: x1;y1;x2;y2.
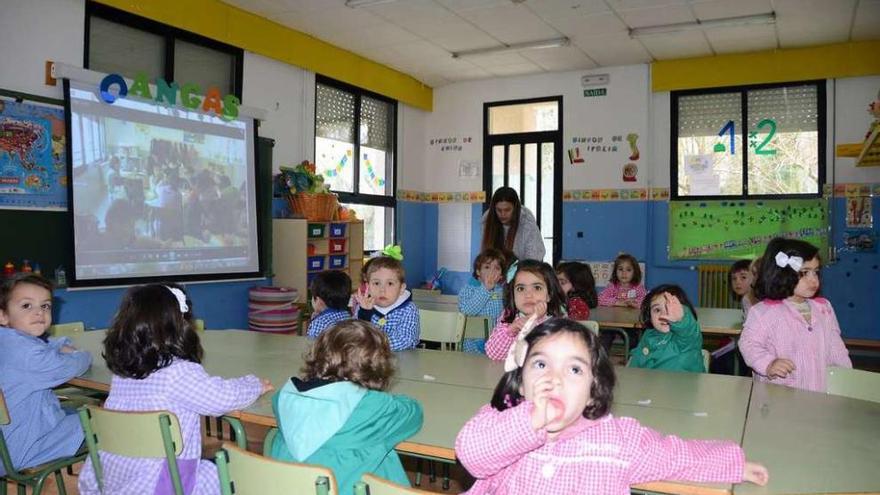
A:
0;97;67;210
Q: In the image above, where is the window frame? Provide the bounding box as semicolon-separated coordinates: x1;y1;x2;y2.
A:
670;80;826;201
314;75;398;248
84;1;244;100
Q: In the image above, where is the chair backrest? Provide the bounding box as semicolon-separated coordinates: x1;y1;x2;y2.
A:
418;309;466;350
575;320;600;336
194;318;205;332
78;406;184;494
702;349;711;373
216;443;338;495
464;315;491;340
0;389;15;476
49;321;85;337
411;290;459;312
353;473;435;495
826;367;880;403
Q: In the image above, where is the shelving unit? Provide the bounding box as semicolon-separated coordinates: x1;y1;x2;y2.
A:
272;218;364;299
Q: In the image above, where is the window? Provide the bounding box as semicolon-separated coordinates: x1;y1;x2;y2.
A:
85;1;243;98
671;81;825;199
315;76;396;252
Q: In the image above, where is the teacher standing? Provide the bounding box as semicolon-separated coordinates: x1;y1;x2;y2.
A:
481;187;546;262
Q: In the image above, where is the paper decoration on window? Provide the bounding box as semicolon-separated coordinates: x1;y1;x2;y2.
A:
683;154;720;195
363;153;385;187
323;149;350;178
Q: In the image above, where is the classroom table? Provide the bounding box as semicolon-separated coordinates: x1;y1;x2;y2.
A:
67;330;880;495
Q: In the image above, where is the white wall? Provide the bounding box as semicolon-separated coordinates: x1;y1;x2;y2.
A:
422;64;651;193
397;104;427;191
0;0;84;99
242;52;313;171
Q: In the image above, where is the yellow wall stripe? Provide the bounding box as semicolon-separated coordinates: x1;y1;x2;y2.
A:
94;0;433;111
652;41;880;92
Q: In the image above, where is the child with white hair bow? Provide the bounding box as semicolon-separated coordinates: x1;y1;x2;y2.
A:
739;237;851;392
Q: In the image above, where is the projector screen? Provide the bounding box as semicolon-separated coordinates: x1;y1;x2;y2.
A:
64;79;261;286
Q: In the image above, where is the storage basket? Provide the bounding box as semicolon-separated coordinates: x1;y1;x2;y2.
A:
248;286;300;334
286;192;338;221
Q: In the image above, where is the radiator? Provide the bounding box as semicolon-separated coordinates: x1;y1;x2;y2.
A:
698;264;737;309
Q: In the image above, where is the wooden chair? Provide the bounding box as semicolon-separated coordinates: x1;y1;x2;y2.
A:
826;367;880;403
0;390;86;495
418;309;466;351
78;406;185;495
47;321;85;338
216;443;338;495
354;473;435;495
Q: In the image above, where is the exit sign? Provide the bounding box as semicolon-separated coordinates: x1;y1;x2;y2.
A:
583;88;607;97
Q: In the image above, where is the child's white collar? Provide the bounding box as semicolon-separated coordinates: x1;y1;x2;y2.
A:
374;289;411;314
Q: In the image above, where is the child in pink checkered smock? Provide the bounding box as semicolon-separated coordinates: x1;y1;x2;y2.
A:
455;318;769;495
78;284;274;495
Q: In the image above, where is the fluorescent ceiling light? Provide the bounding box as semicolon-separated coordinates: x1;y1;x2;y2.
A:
452;37;570;59
345;0;399;7
629;13;775;38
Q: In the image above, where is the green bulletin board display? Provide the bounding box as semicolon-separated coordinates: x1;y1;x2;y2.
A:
669;198;829;260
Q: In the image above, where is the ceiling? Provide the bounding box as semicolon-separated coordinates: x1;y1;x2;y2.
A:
223;0;880;87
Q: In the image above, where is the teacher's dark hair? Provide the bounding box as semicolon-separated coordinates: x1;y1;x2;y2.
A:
481;187;522;253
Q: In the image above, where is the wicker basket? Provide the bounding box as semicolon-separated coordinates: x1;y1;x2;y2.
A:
286;192;338;221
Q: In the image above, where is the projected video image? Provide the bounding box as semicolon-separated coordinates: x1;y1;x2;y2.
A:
67;82;259;281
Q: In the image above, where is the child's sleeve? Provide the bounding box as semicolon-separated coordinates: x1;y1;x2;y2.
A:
819;300;852;368
458;284;491;316
739;309;776;378
598;284;618;306
624;419;744;485
306;313;327;339
384;303;420;351
667;307;702;353
484;320;515;361
455;403;546;479
23;342;92;389
568;297;590;320
169;361;263;417
380;394;424;451
357;306;377;321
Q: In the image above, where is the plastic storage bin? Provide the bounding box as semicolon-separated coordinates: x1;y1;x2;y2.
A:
329;238;347;253
329;223;347;238
329;254;347;269
307;223;326;238
307;256;326;271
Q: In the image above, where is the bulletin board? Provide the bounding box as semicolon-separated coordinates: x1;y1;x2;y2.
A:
669;199;829;260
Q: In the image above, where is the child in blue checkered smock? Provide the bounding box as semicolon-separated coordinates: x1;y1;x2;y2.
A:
458;249;508;354
355;256;420;351
307;270;353;339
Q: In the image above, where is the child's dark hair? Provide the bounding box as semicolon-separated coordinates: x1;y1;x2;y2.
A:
555;261;598;308
472;248;508;279
0;273;55;312
310;270;352;310
104;284;203;379
609;253;642;286
301;319;395;390
501;260;566;323
754;238;820;301
728;259;752;295
365;256;405;283
491;318;615;420
639;284;698;327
